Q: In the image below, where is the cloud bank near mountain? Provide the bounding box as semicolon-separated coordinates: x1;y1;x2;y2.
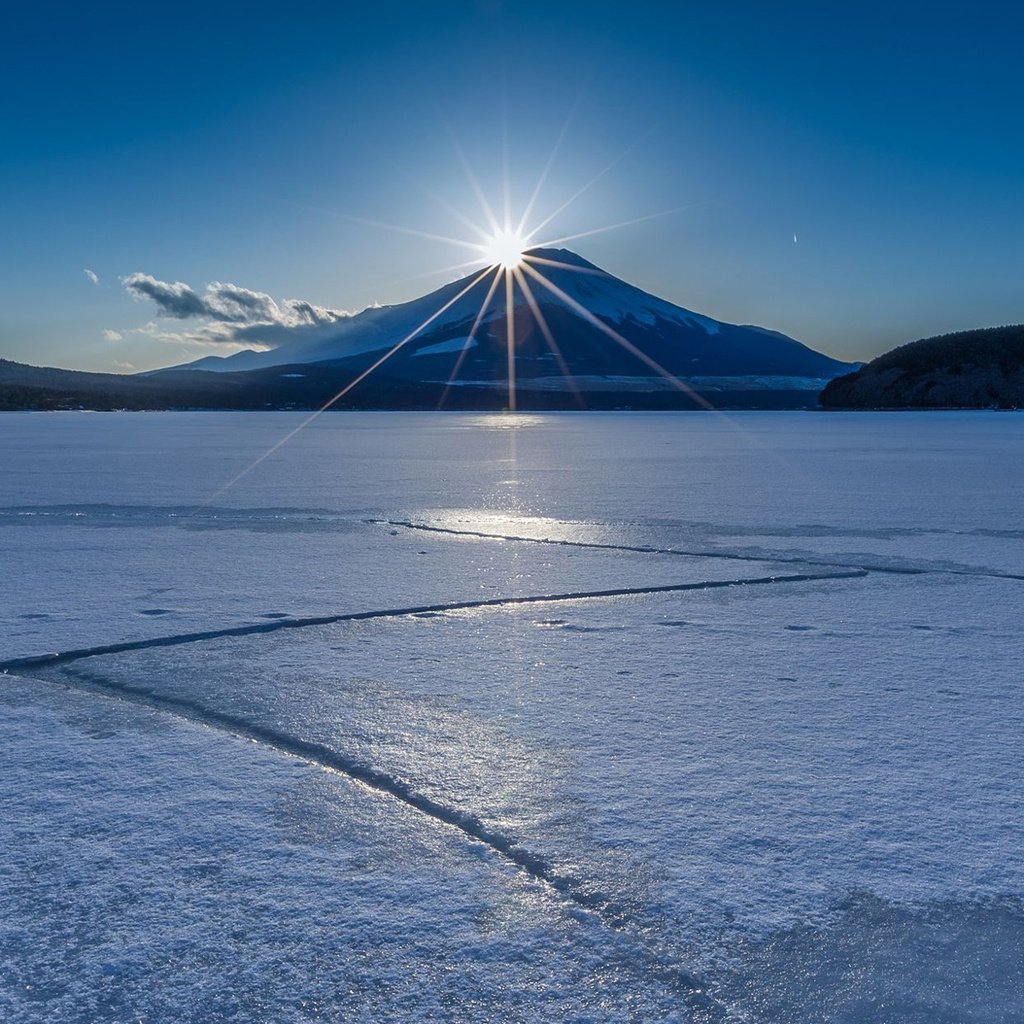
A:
121;273;355;351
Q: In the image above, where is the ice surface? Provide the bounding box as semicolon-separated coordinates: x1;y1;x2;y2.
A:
1;410;1023;1022
0;676;703;1023
34;572;1023;1018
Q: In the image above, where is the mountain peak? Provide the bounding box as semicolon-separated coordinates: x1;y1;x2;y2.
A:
523;247;604;272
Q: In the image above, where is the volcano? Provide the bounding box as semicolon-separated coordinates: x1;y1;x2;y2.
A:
160;248;856;407
3;250;859;411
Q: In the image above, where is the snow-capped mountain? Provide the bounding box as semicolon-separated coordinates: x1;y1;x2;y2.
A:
165;248;857;392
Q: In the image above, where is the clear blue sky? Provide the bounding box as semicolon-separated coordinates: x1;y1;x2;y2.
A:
2;1;1022;372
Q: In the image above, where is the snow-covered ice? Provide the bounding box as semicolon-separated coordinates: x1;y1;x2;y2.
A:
1;410;1022;1022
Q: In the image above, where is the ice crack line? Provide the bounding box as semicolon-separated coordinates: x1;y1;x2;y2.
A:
371;518;919;572
373;519;1024;581
19;663;727;1018
0;570;868;674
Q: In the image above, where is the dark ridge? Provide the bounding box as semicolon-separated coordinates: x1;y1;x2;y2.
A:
821;324;1024;409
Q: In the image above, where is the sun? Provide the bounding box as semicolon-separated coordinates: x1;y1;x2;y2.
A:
480;229;528;270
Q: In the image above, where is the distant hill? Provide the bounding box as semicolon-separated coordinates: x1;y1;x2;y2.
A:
820;325;1024;409
0;358;244;411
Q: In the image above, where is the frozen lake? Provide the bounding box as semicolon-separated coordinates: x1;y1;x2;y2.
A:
1;411;1022;1022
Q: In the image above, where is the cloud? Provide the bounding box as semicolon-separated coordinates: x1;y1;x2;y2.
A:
203;281;281;323
122;272;356;352
127;320;271;353
103;329;123;342
123;273;209;319
84;268;99;285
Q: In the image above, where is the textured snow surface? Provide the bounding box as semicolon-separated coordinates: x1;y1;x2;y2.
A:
1;410;1023;1022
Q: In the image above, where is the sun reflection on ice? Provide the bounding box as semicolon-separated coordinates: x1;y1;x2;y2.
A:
464;413;547;431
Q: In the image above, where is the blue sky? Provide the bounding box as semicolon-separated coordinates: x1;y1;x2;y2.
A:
2;1;1022;372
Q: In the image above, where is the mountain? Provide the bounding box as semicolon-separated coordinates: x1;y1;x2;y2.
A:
3;249;858;411
820;324;1024;409
159;248;856;397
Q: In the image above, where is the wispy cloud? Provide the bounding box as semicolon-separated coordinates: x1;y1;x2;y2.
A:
126;320;271;353
121;272;356;354
103;329;123;342
84;268;99;285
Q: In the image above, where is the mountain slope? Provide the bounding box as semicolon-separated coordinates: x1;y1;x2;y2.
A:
820;325;1024;409
163;248;856;388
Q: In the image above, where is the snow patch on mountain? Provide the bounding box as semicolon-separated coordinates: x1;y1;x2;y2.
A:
412;337;478;358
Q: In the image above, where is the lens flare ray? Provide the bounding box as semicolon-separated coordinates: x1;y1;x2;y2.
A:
369;147;494;243
537;206;694;249
519;260;717;411
504;270;517;412
444;127;502;236
205;134;719;503
512;266;586;409
203;266;495;503
514;93;584;237
520;254;610;277
332;212;482;252
403;182;493;243
439;265;504;408
524;134;648;241
382;256;497;290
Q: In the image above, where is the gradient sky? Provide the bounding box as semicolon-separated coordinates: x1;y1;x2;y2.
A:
2;1;1022;372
